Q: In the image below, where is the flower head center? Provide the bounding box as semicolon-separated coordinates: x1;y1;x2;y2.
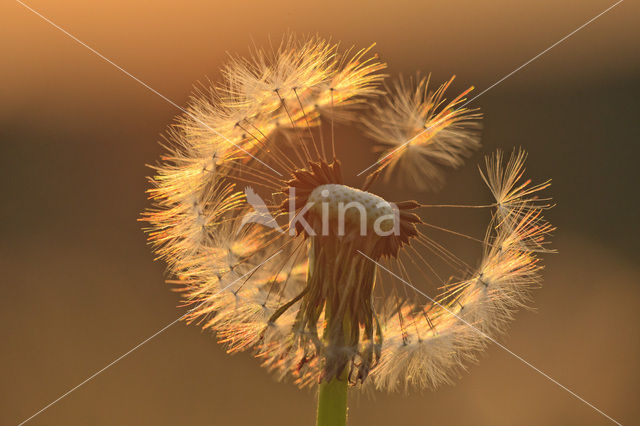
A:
307;184;396;235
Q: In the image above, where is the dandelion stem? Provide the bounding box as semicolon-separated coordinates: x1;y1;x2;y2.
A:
313;236;349;426
316;375;348;426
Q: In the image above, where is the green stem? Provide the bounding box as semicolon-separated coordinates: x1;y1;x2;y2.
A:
316;376;348;426
310;238;349;425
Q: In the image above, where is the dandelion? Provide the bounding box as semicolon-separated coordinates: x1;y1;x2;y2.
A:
143;35;553;426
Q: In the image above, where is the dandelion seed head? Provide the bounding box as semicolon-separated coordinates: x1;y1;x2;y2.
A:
142;35;553;392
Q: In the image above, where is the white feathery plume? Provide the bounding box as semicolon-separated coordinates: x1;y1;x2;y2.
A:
363;75;482;189
369;151;552;392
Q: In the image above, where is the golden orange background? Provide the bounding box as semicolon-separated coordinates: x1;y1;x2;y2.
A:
1;1;639;425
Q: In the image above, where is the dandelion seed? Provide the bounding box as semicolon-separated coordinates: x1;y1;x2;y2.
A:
362;74;482;190
142;35;553;425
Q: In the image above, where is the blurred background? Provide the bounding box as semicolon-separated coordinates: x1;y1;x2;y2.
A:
1;0;639;425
